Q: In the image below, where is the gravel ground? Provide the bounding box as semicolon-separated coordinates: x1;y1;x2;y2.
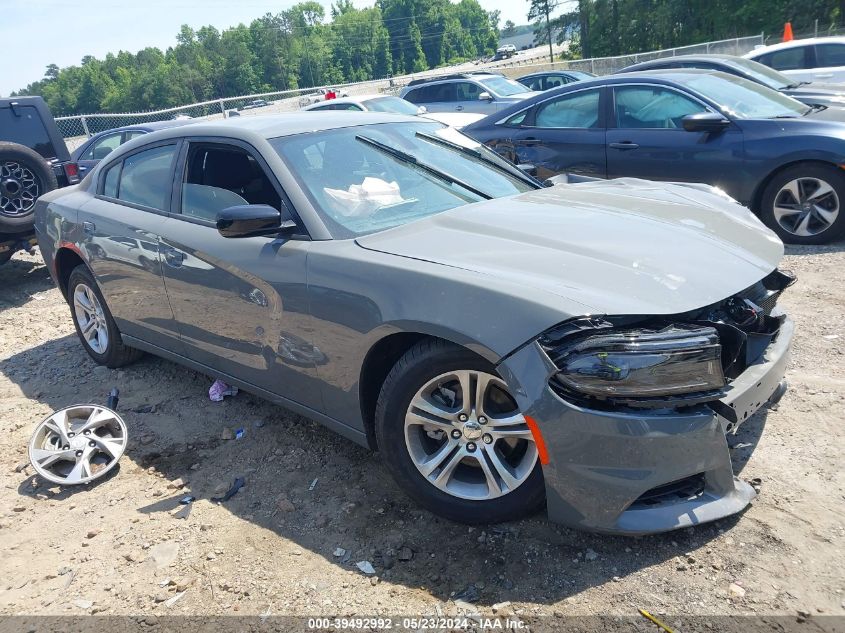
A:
0;244;843;626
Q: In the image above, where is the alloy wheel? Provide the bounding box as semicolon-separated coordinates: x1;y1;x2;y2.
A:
773;177;840;237
73;283;109;354
404;370;537;501
0;160;40;216
28;405;127;484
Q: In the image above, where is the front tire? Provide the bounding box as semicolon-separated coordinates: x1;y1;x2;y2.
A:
67;265;143;368
760;163;845;244
375;338;545;524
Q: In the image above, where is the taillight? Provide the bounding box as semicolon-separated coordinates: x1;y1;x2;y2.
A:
64;162;80;183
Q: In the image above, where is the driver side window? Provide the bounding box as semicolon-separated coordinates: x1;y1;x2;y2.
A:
614;85;706;129
180;143;281;223
82;133;123;161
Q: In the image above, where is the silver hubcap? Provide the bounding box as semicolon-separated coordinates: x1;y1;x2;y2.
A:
73;284;109;354
28;405;127;485
0;161;40;216
774;177;840;236
404;370;537;501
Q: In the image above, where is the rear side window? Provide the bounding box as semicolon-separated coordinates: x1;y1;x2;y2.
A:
100;144;177;211
405;83;456;104
102;163;120;198
815;43;845;67
535;89;601;128
0;105;58;159
81;133;122;161
763;47;807;71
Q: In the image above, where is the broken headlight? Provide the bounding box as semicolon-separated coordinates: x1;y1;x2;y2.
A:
547;325;726;405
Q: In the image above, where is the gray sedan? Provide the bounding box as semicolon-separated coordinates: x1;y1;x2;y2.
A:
35;113;794;534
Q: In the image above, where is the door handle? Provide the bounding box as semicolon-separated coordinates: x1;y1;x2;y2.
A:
456;105;464;111
82;221;96;236
521;137;542;146
79;165;88;174
163;247;184;268
609;142;639;150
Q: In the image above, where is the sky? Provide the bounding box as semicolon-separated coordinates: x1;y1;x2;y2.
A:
0;0;564;97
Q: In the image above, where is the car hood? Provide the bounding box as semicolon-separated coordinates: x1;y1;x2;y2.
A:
791;81;845;96
356;179;784;317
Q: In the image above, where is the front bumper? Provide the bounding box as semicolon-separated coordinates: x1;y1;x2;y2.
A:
498;317;793;535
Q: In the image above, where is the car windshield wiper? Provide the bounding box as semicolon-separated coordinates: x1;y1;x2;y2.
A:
355;135;492;200
785;81;812;89
414;131;539;187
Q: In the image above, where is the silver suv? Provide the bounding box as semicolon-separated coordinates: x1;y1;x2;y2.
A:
400;72;539;115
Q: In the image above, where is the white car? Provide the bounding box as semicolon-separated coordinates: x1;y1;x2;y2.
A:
301;94;485;129
745;37;845;84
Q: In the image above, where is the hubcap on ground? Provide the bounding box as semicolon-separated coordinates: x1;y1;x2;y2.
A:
28;405;127;485
73;284;109;354
404;370;537;501
774;177;839;237
0;161;40;216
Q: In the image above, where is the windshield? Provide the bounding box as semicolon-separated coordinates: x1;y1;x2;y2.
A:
271;121;535;238
479;76;531;97
681;73;810;119
362;96;420;115
726;57;793;90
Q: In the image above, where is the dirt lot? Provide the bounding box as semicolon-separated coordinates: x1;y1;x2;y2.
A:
0;244;843;626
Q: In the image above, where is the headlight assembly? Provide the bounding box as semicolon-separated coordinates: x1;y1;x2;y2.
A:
543;323;727;407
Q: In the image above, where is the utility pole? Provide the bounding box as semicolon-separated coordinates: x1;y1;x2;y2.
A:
545;0;554;64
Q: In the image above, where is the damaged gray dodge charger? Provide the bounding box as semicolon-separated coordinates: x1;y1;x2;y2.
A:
35;113;794;534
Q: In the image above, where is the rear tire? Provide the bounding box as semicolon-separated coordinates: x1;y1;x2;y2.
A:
375;338;545;524
67;265;144;368
0;142;58;233
760;163;845;244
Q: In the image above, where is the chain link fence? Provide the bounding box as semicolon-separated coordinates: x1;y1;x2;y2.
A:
55;35;764;150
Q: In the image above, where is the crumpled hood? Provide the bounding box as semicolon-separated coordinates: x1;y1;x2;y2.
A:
356;178;784;317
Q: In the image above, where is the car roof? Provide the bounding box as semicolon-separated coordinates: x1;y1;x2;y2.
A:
518;70;581;78
144;111;425;141
91;119;193;136
621;53;745;69
746;36;845;57
404;72;503;88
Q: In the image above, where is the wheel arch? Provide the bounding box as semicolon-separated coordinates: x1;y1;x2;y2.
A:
751;159;842;214
54;246;87;299
358;330;498;450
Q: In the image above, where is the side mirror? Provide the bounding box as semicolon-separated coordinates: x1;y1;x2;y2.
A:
478;91;493;101
417;105;427;114
517;163;537;176
217;204;296;238
682;112;731;133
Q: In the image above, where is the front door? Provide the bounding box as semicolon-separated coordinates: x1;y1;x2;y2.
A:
158;140;323;409
606;84;744;196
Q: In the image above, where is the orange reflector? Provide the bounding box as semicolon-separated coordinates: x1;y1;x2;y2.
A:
524;415;550;465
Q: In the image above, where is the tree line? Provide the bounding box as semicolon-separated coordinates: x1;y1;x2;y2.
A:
12;0;500;116
532;0;845;58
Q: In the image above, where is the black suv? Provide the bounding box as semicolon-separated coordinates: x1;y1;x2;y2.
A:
1;96;80;264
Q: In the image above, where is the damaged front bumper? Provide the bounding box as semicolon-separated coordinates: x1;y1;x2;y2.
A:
498;317;793;535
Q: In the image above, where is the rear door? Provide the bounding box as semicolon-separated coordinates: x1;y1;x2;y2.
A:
505;86;607;180
606;83;744;196
157;138;323;409
78;141;184;353
405;83;457;113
